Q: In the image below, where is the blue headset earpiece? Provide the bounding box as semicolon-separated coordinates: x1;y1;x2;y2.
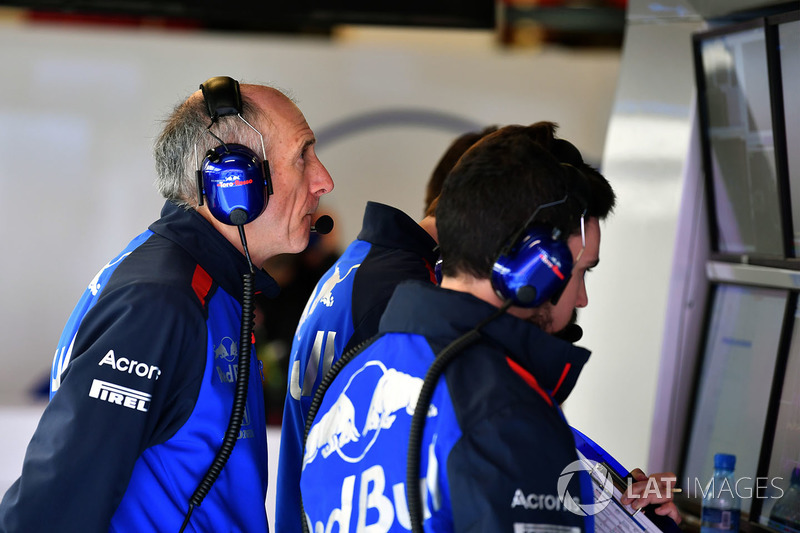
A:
490;153;591;308
199;143;270;226
491;225;573;308
196;76;272;226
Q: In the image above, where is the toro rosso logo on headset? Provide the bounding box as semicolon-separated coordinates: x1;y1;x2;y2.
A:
215;170;253;188
302;360;438;469
538;251;566;280
520;236;566;281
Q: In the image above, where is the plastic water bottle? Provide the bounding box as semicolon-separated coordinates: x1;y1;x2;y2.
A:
769;466;800;533
701;453;740;532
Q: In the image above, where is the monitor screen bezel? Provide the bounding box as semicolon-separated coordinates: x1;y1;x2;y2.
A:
677;279;796;529
692;17;794;263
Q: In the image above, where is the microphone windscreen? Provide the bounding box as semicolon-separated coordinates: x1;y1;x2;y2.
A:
311;215;334;235
555;323;583;344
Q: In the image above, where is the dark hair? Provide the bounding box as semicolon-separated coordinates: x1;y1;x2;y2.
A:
435;122;615;279
424;125;498;216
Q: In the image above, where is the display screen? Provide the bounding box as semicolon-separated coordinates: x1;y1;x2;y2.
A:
698;25;783;256
781;19;800;256
682;284;789;514
758;299;800;529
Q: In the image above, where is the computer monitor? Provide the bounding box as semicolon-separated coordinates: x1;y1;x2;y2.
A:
681;283;790;515
779;15;800;255
758;298;800;529
694;21;784;257
757;18;800;526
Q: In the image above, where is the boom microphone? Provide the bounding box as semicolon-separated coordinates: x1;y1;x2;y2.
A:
311;215;334;235
555;323;583;343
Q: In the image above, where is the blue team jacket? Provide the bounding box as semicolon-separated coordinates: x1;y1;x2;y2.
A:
276;202;438;532
299;281;595;532
0;201;279;532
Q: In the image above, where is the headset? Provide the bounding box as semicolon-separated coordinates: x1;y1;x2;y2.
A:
491;204;574;308
300;141;590;533
180;76;267;533
490;160;588;308
406;163;590;533
195;76;273;226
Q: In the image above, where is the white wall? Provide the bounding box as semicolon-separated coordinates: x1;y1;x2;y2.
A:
564;7;705;475
0;14;690;514
0;21;620;403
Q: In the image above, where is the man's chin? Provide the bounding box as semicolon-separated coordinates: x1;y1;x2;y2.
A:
521;308;551;333
293;236;311;254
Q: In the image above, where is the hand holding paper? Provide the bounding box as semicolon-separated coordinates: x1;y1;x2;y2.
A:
621;468;683;524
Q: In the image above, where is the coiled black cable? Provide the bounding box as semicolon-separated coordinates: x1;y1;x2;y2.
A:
297;299;510;533
299;337;377;533
406;300;511;533
179;224;256;533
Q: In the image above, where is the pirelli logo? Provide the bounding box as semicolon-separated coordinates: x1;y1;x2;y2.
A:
88;379;151;412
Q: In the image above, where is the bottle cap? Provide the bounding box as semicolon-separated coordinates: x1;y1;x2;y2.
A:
714;453;736;470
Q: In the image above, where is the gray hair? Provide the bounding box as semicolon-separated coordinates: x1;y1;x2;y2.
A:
153;91;268;208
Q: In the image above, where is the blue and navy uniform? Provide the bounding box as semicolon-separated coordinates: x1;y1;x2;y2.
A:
0;201;278;532
300;280;594;532
276;202;438;532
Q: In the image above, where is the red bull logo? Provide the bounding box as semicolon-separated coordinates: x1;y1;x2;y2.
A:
303;361;438;469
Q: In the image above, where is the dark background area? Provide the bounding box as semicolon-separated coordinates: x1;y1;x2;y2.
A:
0;0;629;47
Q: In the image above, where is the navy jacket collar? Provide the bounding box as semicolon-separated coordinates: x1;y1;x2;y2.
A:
357;202;438;264
379;280;591;403
149;201;280;300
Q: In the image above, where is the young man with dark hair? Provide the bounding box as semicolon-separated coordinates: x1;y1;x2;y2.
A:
297;123;678;531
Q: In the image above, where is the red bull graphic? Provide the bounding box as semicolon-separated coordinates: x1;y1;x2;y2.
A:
364;368;437;432
303;393;361;467
303;360;438;468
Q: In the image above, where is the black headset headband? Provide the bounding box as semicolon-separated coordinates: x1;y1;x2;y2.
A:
200;76;242;121
498;158;588;256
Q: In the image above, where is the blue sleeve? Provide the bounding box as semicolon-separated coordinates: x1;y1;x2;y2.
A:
276;319;351;533
572;426;629;476
0;283;206;532
276;252;364;533
275;381;308;533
